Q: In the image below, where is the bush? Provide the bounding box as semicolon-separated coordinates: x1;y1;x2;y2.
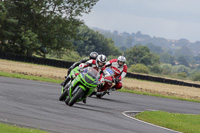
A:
62;50;83;62
129;64;150;74
149;64;162;73
177;72;187;78
160;64;172;75
171;65;191;75
191;72;200;81
172;72;187;78
107;55;118;61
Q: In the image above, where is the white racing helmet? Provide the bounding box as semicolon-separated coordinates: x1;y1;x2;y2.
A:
117;56;126;67
96;54;107;68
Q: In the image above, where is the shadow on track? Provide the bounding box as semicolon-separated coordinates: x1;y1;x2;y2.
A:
89;96;129;104
72;104;114;114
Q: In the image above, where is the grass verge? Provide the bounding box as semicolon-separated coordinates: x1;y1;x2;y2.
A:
0;123;48;133
135;111;200;133
0;71;62;84
119;89;200;103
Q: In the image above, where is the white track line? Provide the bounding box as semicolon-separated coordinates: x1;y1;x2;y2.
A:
122;110;182;133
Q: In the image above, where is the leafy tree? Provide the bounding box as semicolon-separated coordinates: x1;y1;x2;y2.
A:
62;50;83;62
107;55;118;61
124;45;160;66
119;46;127;52
129;64;150;74
125;35;133;48
177;56;189;67
0;0;99;57
146;43;163;55
0;2;6;25
194;54;200;64
149;64;162;73
160;64;172;75
0;1;18;53
174;46;194;64
73;25;122;57
160;52;176;65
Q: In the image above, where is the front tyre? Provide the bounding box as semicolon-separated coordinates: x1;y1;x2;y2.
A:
68;87;84;106
59;89;68;101
65;97;70;105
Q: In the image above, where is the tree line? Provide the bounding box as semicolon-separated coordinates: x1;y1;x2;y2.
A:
0;0;99;57
1;1;200;81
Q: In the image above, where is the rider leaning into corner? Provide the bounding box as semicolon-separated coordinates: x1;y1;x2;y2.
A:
78;54;107;103
98;56;127;93
79;54;107;72
62;54;107;103
60;51;98;87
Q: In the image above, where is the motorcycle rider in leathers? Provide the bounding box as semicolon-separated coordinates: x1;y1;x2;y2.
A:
98;56;127;92
71;54;107;103
60;52;98;87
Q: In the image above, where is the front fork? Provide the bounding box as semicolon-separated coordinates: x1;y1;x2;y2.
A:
62;80;71;93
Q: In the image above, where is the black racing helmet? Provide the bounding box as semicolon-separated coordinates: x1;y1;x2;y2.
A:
89;52;98;60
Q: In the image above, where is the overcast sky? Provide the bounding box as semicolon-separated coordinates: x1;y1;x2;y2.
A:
82;0;200;42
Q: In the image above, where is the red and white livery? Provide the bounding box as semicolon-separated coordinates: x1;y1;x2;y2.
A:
100;56;127;91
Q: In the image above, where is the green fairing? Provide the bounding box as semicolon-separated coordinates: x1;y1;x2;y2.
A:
61;66;99;105
61;66;79;93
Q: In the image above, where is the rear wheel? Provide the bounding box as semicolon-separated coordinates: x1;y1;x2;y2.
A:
68;87;84;106
96;95;103;98
88;91;96;97
96;92;106;98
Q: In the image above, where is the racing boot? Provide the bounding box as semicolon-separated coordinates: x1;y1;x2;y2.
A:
60;76;70;87
107;87;116;95
83;98;87;104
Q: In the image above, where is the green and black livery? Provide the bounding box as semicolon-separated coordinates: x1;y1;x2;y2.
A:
59;66;99;106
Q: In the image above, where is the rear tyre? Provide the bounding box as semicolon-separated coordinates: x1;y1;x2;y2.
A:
68;87;84;106
96;92;106;98
96;94;103;98
88;91;96;97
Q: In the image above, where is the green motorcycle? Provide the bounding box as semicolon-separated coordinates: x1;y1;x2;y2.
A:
59;66;100;106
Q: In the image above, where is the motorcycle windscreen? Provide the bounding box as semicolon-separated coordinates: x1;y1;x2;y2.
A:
104;68;114;77
82;67;100;85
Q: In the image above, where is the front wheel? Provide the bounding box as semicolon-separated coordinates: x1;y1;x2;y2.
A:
65;97;70;105
59;89;68;101
68;87;84;106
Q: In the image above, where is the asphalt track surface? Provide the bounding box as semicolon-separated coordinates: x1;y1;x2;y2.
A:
0;76;200;133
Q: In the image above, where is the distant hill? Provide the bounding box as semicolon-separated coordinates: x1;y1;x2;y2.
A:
92;27;200;56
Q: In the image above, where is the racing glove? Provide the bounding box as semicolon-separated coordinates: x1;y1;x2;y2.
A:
114;77;120;83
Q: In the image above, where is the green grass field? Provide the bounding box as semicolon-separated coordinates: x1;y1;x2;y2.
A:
0;123;48;133
135;111;200;133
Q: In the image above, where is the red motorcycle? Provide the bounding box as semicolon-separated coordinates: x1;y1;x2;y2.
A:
91;67;116;98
